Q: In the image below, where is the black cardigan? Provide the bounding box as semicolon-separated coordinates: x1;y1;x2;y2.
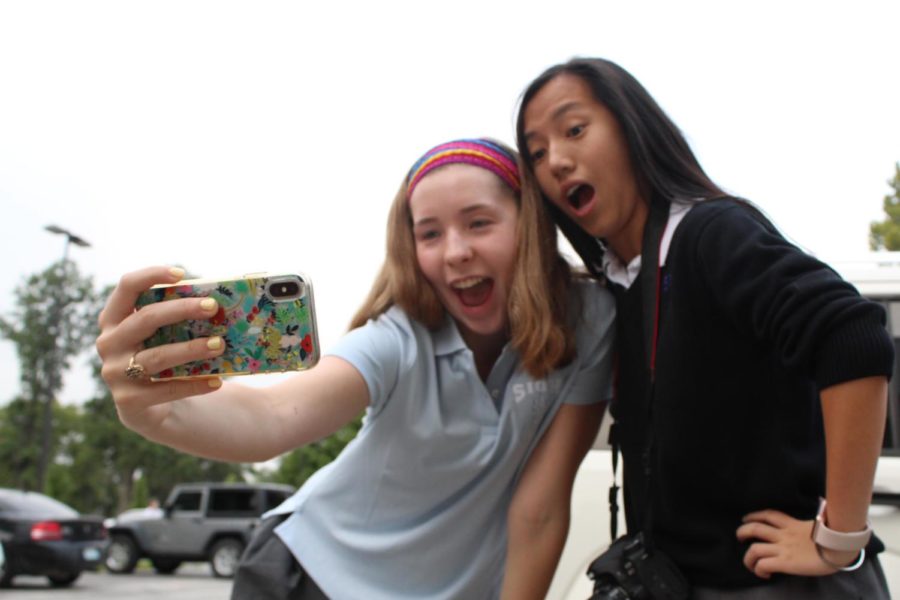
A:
609;199;894;588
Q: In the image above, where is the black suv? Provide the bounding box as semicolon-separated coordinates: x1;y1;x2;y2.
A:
104;482;293;578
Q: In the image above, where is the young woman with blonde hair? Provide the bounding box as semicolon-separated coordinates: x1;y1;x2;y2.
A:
96;138;616;599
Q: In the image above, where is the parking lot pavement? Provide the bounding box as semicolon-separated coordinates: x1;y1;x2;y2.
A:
2;564;233;599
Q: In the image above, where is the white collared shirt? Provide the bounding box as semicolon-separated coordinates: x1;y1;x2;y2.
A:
602;202;694;289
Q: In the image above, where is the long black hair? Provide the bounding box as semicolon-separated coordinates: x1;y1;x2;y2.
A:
515;58;726;275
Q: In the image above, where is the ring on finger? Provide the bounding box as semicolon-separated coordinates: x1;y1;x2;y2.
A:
125;353;149;381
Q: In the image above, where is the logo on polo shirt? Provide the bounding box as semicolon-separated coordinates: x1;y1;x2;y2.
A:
512;379;561;403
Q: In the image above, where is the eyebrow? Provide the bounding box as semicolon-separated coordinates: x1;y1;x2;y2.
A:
524;101;582;142
412;204;493;228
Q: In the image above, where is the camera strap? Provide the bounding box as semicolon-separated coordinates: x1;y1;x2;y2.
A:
608;196;670;544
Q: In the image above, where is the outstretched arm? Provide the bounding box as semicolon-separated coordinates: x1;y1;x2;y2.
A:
500;401;605;600
738;376;888;577
96;266;369;463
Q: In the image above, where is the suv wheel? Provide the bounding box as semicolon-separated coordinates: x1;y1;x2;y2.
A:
151;558;181;575
209;538;244;578
105;534;139;574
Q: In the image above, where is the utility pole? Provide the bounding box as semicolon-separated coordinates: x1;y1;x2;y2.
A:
36;225;90;491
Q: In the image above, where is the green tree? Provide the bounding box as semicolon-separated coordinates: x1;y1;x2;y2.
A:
66;371;245;516
0;271;246;515
869;162;900;250
44;403;99;511
0;398;42;489
0;260;98;492
265;417;362;487
132;472;150;508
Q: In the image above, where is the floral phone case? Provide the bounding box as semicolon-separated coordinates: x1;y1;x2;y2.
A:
136;273;319;381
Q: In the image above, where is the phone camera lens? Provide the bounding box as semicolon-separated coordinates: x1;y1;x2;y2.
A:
271;280;300;298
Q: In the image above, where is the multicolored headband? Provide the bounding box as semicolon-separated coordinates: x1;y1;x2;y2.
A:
406;138;521;199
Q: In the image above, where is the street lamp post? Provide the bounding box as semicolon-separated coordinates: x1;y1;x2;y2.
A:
45;224;91;262
36;225;91;492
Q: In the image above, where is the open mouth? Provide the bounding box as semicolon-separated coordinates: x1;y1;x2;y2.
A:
452;277;493;307
566;184;595;211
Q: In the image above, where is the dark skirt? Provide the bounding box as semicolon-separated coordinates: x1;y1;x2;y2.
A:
231;514;329;600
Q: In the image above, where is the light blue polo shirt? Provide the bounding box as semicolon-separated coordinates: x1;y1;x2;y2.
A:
269;279;615;600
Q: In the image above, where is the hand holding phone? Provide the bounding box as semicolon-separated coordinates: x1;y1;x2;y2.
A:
136;273;319;381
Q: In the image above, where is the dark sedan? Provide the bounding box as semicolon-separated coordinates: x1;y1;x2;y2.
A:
0;488;107;588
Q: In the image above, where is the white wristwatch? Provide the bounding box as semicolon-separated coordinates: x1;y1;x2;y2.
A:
811;497;872;572
810;497;873;552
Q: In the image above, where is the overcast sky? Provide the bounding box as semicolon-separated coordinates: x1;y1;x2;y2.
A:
1;1;899;406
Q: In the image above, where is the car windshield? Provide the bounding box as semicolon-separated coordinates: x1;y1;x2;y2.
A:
0;490;79;518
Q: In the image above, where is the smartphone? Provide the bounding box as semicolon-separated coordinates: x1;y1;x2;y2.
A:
135;272;320;381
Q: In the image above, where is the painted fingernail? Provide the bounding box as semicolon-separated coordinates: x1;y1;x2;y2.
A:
207;378;222;389
169;267;185;279
200;298;217;311
207;336;222;351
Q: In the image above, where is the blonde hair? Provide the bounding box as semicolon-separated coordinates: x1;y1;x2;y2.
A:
350;142;574;378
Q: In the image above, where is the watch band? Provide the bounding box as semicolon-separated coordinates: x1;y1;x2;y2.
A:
811;497;873;553
816;545;866;572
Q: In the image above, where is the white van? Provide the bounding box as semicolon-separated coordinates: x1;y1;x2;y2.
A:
549;254;900;599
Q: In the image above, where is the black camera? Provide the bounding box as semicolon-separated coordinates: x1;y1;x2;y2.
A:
587;533;689;600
